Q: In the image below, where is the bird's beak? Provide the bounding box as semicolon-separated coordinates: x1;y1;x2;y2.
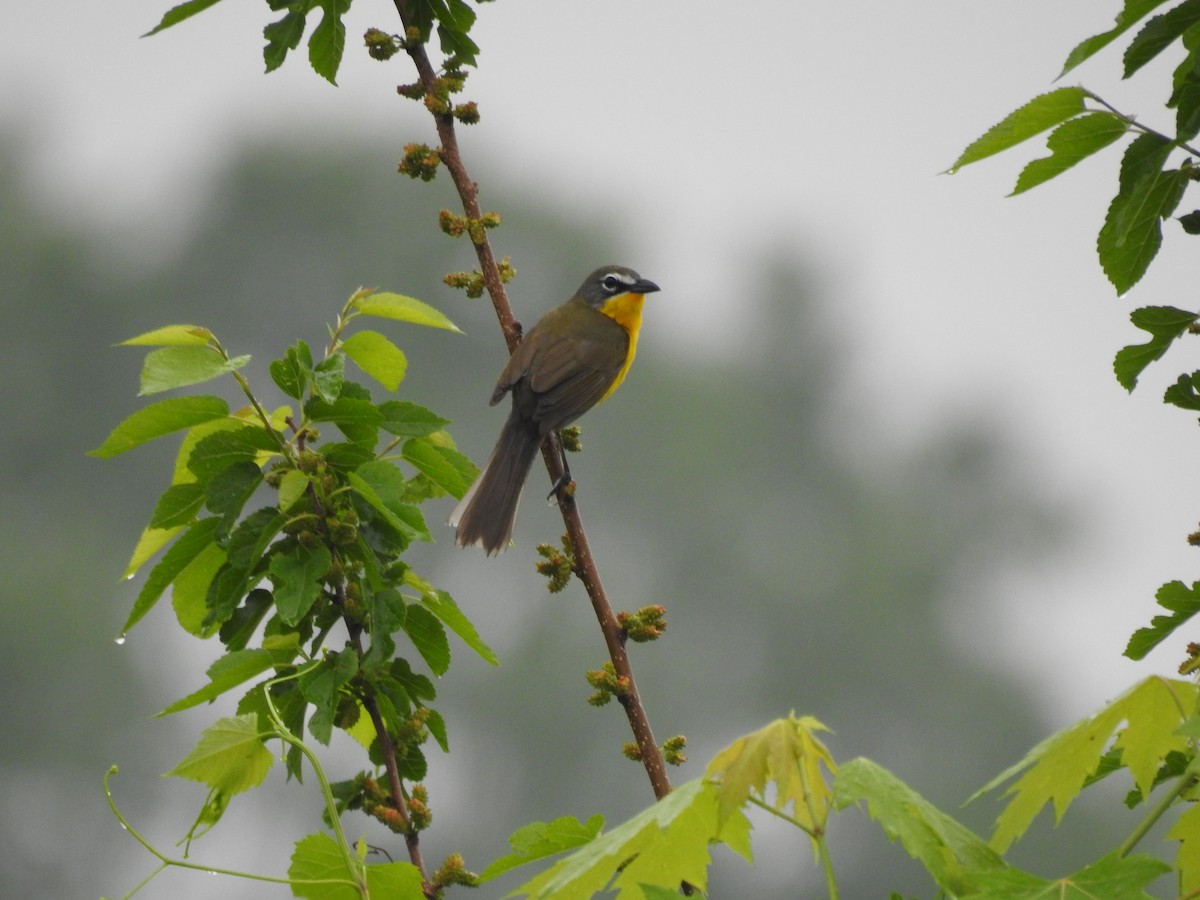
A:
632;278;661;295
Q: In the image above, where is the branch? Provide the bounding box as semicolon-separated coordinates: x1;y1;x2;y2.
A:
391;0;674;802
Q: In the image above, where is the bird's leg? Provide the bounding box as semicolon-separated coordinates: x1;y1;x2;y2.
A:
546;433;576;504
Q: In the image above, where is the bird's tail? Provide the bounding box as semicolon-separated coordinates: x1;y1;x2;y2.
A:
449;414;542;555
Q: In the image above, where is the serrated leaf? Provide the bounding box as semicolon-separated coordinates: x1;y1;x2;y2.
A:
269;544;332;625
348;465;429;544
123;525;183;580
1126;580;1200;658
167;714;273;795
705;712;836;832
120;324;214;346
835;757;1006;894
305;395;382;445
205;507;287;627
308;0;348;85
513;779;744;899
122;517;221;634
1168;803;1200;895
959;850;1170;899
277;468;312;511
1011;113;1128;195
1170;35;1200;140
1165;371;1200;410
402;437;476;498
89;395;230;458
148;482;206;529
977;676;1198;852
419;589;498;666
264;8;307;74
377;400;450;437
312;353;345;403
138;346;250;395
1125;0;1200;76
351;291;462;332
1097;132;1184;294
947;88;1088;173
270;340;313;400
299;651;358;745
288;831;360;899
159;647;295;716
173;539;228;636
403;604;450;676
143;0;228;37
205;460;263;521
479;814;605;883
1060;0;1175;77
341;330;408;392
187;426;279;480
1113;305;1198;390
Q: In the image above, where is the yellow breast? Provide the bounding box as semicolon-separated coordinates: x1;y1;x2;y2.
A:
598;292;646;402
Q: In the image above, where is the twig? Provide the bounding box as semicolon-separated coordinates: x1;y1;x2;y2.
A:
391;0;674;801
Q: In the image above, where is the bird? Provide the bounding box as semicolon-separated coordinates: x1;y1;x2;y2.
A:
450;265;661;554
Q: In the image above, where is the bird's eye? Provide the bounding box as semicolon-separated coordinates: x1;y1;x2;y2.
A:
601;274;622;292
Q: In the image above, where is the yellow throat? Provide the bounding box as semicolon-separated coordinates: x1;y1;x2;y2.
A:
598;291;646;402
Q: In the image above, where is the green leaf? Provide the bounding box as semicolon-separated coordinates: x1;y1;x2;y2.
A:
167;713;274;795
187;426;279;480
1011;113;1128;195
1098;134;1186;294
836;757;1006;895
403;604;451;676
705;712;836;832
159;647;296;716
1113;305;1198;390
138;346;250;395
946;87;1088;173
122;517;222;634
171;539;229;636
959;850;1169;899
1060;0;1175;77
348;463;430;543
136;348;248;396
1168;803;1200;895
513;779;744;899
269;543;333;625
205;507;287;627
975;676;1198;852
289;832;423;900
480;814;606;883
142;0;228;36
308;0;349;85
378;400;450;437
264;5;309;74
219;589;275;651
1126;580;1200;658
420;589;498;666
205;460;264;521
148;482;206;529
300;651;358;745
312;353;345;403
1170;33;1200;140
341;330;408;392
351;291;462;332
89;395;230;458
1124;0;1200;76
1165;371;1200;410
402;437;476;498
120;324;214;346
270;340;314;400
305;395;383;445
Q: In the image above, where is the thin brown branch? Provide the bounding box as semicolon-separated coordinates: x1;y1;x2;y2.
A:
391;1;673;801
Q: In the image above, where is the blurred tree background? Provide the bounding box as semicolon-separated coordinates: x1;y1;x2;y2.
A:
0;126;1149;898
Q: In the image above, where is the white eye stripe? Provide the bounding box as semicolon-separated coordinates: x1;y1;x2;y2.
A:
601;272;633;291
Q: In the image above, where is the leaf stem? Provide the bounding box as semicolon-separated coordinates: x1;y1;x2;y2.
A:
1118;762;1196;857
1084;89;1200;158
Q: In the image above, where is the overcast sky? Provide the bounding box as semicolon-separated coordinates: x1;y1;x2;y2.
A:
7;0;1199;717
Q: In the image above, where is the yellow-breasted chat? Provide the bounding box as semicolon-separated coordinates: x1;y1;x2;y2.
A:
450;265;661;554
